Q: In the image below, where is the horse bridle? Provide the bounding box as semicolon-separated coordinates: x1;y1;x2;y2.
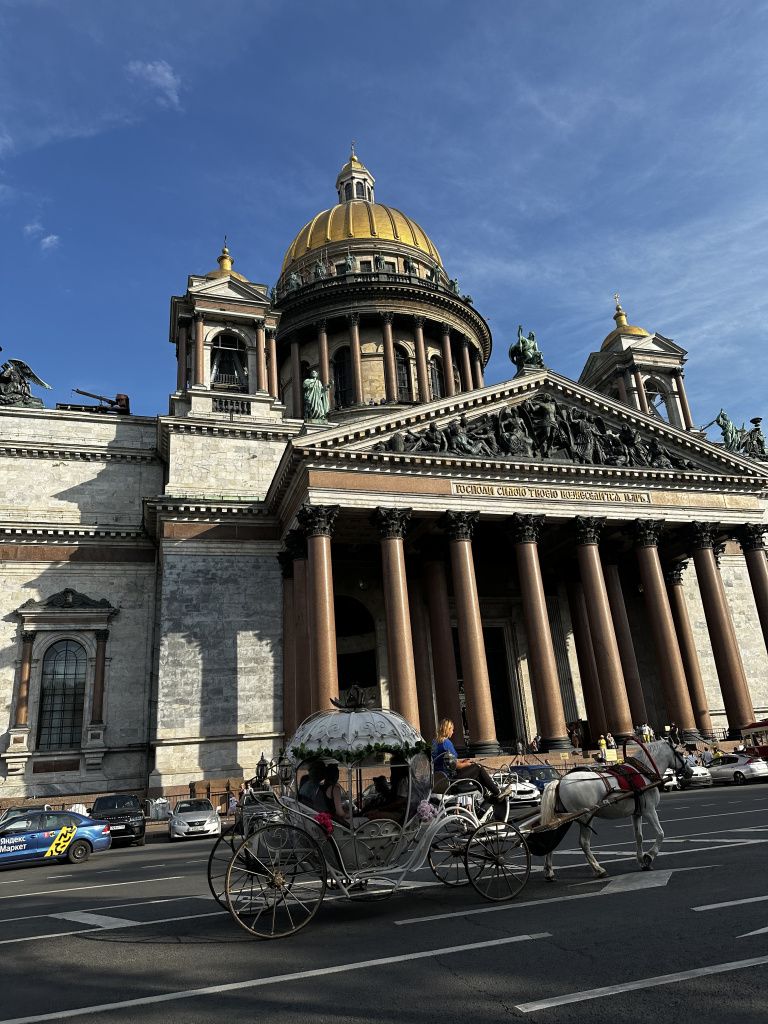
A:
666;736;694;779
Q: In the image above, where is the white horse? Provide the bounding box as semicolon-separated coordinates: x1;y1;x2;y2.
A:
538;739;690;881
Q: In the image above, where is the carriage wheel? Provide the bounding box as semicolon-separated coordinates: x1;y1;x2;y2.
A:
464;820;530;902
207;824;240;907
428;816;472;886
225;824;326;939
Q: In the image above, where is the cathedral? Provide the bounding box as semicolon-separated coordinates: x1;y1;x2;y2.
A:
1;150;767;799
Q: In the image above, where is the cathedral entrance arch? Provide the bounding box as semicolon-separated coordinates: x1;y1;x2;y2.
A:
334;595;378;704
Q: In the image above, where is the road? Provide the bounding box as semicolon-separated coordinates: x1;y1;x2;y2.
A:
0;784;767;1023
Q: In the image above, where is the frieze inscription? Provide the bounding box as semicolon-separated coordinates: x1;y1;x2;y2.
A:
451;482;652;504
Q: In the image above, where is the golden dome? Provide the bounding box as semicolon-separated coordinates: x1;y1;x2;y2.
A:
206;242;248;283
281;201;442;272
601;297;650;350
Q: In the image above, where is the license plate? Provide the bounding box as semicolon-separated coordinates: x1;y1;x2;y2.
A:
110;825;125;830
188;827;203;832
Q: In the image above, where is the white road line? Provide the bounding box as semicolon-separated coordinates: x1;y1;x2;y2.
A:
0;932;550;1022
0;893;212;925
0;876;183;901
515;954;768;1012
395;864;718;926
693;894;768;912
139;863;167;869
52;911;136;929
0;909;226;947
737;925;768;937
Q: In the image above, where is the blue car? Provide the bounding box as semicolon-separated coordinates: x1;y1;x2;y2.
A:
0;809;111;866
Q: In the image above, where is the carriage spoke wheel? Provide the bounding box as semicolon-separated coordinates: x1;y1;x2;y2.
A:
224;824;326;939
464;821;530;902
207;825;240;907
428;816;472;886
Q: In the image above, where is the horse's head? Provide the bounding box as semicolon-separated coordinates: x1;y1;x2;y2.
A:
666;737;693;779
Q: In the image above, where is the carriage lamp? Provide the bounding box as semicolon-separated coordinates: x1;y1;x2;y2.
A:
277;751;293;789
256;752;270;786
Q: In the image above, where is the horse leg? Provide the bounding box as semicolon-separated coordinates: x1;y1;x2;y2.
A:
543;851;555;882
632;812;645;869
579;820;607;878
641;803;665;869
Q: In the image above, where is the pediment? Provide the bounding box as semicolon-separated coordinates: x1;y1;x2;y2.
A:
188;276;270;303
292;371;767;481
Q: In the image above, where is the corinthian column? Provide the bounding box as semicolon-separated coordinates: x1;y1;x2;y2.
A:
176;322;188;392
371;508;420;728
297;504;340;713
255;318;268;393
413;317;430;402
193;313;205;387
460;338;473;393
508;514;570;750
348;313;364;405
381;312;397;402
574;516;633;739
286;530;310;721
278;551;297;738
267;328;279;399
290;340;302;418
689;521;754;736
565;579;607;739
603;562;648;727
737;525;768;655
316;320;329;389
14;631;36;728
422;550;464;744
440;511;498;754
441;324;455;398
634;520;698;741
664;560;713;739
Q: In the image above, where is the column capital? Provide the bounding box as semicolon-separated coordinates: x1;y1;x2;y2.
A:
253;317;266;329
284;529;308;560
347;312;360;327
413;315;424;328
380;311;394;325
441;322;451;336
371;507;412;539
297;503;340;538
508;513;544;545
314;318;327;332
277;551;294;579
94;629;110;643
439;510;479;542
634;518;665;548
194;311;204;322
21;630;36;645
266;326;277;339
737;524;766;552
688;520;719;550
664;560;689;586
574;515;606;546
714;542;726;568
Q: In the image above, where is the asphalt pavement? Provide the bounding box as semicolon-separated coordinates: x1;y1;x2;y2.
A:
0;783;767;1023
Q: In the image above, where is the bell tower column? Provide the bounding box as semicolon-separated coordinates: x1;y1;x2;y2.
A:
193;313;205;388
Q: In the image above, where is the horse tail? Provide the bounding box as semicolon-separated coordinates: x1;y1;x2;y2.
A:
540;780;559;827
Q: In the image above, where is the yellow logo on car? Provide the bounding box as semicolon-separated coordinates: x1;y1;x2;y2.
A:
44;825;77;858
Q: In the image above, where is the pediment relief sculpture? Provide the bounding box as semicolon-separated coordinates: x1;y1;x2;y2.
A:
19;588;116;612
371;392;698;471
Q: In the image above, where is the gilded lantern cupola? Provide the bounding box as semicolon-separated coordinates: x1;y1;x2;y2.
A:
336;144;375;203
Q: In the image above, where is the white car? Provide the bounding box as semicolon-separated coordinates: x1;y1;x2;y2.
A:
680;764;713;789
708;753;768;786
491;771;541;806
168;798;222;841
662;768;681;791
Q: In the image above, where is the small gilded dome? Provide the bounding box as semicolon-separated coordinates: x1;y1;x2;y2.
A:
601;297;650;350
206;242;249;283
281;202;442;271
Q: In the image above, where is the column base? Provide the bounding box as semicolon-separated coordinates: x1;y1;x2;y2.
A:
682;729;703;745
541;735;572;752
727;726;744;740
469;740;501;756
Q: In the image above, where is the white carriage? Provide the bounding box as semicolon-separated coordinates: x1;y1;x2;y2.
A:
211;690;532;939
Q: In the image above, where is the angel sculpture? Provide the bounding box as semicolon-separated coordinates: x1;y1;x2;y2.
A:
0;350;52;408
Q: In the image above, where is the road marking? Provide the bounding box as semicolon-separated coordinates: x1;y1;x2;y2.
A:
52;911;136;928
737;925;768;937
693;894;768;911
0;932;551;1022
140;862;167;869
0;910;226;946
395;865;717;926
515;954;768;1012
0;876;183;901
0;893;212;925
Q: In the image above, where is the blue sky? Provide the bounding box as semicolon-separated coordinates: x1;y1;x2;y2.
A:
1;1;767;435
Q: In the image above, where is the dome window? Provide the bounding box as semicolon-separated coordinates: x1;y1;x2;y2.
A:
332;347;352;408
355;181;365;199
429;355;444;400
211;333;248;392
395;345;413;402
344;182;353;201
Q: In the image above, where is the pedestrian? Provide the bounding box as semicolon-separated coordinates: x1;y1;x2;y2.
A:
597;735;607;762
228;793;238;816
606;732;616;750
701;747;713;767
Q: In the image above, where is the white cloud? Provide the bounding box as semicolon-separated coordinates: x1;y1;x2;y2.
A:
126;59;182;110
39;233;60;251
0;130;13;157
23;220;43;237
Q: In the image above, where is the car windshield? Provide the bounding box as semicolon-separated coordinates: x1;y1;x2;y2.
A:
92;796;141;811
517;767;559;783
175;800;213;813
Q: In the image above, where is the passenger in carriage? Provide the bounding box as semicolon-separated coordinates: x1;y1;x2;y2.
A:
298;761;331;812
363;765;410;822
322;764;368;828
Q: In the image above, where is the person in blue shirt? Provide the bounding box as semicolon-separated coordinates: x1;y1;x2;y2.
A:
431;718;511;801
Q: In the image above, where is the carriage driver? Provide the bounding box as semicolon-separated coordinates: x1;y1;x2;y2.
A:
431;719;514;802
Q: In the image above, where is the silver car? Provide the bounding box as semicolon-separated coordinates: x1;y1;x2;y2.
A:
708;752;768;786
168;798;222;841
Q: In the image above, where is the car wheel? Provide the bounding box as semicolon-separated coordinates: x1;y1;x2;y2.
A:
67;840;91;864
134;835;146;846
734;771;746;786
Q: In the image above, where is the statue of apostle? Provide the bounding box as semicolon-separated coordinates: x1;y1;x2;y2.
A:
303;370;331;421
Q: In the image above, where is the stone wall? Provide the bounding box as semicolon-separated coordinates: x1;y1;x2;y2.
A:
164;430;289;501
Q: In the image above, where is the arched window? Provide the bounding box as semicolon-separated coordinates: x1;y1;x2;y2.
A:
366;185;372;201
344;182;353;201
37;639;87;751
332;347;352;408
644;378;671;420
355;181;365;199
429;355;444;400
211;333;248;392
395;345;412;402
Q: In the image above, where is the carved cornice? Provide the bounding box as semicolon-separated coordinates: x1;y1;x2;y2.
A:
574;515;606;546
634;518;665;548
737;524;766;552
19;588;115;611
439;509;479;542
371;507;412;540
688;521;719;550
297;503;340;538
508;513;544;545
277;550;294;579
0;446;157;464
664;560;688;586
284;528;308;561
441;323;452;336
